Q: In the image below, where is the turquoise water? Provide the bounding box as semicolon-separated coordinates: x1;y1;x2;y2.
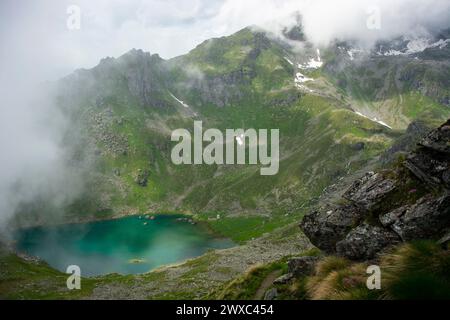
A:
14;215;234;276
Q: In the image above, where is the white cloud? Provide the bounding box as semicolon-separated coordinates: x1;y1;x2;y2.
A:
2;0;449;81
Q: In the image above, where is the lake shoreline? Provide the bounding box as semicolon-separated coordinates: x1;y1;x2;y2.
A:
13;214;236;277
11;211;234;245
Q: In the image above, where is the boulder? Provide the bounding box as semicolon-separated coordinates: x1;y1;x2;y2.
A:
299;120;450;261
342;172;396;211
351;142;365;151
287;256;320;276
336;223;401;260
135;169;149;187
418;119;450;154
404;152;449;188
264;288;278;300
389;194;450;241
379;205;409;227
273;273;294;285
404;119;450;189
300;204;364;253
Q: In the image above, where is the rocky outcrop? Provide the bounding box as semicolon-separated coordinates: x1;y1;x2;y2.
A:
59;49;172;110
121;49;171;109
300;204;363;253
263;288;278;300
174;31;273;108
380;120;431;165
300;119;450;260
342;172;396;211
404;120;450;189
336;223;400;260
419;121;450;154
385;194;450;241
135;169;150;187
272;256;319;285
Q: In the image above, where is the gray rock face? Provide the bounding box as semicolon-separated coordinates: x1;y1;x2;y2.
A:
300;204;364;253
342;172;396;211
59;49;172;110
135;169;149;187
404;119;450;189
336;223;401;260
264;288;278;300
122;50;170;109
192;71;249;108
300;120;450;260
287;256;319;276
404;152;447;187
379;205;409;227
273;273;294;285
389;194;450;241
437;231;450;247
380;120;430;165
419;120;450;154
175;32;275;108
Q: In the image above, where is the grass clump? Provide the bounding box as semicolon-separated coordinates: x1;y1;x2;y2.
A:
300;241;450;300
304;257;375;300
380;241;450;299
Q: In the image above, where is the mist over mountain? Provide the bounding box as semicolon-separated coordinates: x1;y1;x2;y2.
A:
1;24;447;230
0;0;449;301
1;0;450;230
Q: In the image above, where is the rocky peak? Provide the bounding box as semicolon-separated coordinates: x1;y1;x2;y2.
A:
282;13;305;42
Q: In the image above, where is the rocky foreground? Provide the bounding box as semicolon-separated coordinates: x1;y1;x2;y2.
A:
301;119;450;260
232;119;450;300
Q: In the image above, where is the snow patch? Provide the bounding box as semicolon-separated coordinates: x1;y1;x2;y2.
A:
170;93;189;108
295;72;313;84
348;50;354;60
378;38;450;56
381;49;403;56
299;49;323;69
347;48;364;60
294;71;315;92
354;111;392;129
284;57;294;65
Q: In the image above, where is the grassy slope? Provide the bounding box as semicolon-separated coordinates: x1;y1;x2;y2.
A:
49;28;406;243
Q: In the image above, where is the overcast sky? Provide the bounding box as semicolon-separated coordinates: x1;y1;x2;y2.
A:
1;0;449;82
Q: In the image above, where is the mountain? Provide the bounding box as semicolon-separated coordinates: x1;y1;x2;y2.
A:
324;31;450;128
1;22;450;299
10;26;450;244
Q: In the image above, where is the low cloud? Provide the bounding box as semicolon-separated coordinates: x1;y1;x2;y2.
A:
2;0;448;76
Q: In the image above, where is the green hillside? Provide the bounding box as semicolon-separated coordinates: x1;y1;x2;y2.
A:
3;25;450;300
11;28;448;243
